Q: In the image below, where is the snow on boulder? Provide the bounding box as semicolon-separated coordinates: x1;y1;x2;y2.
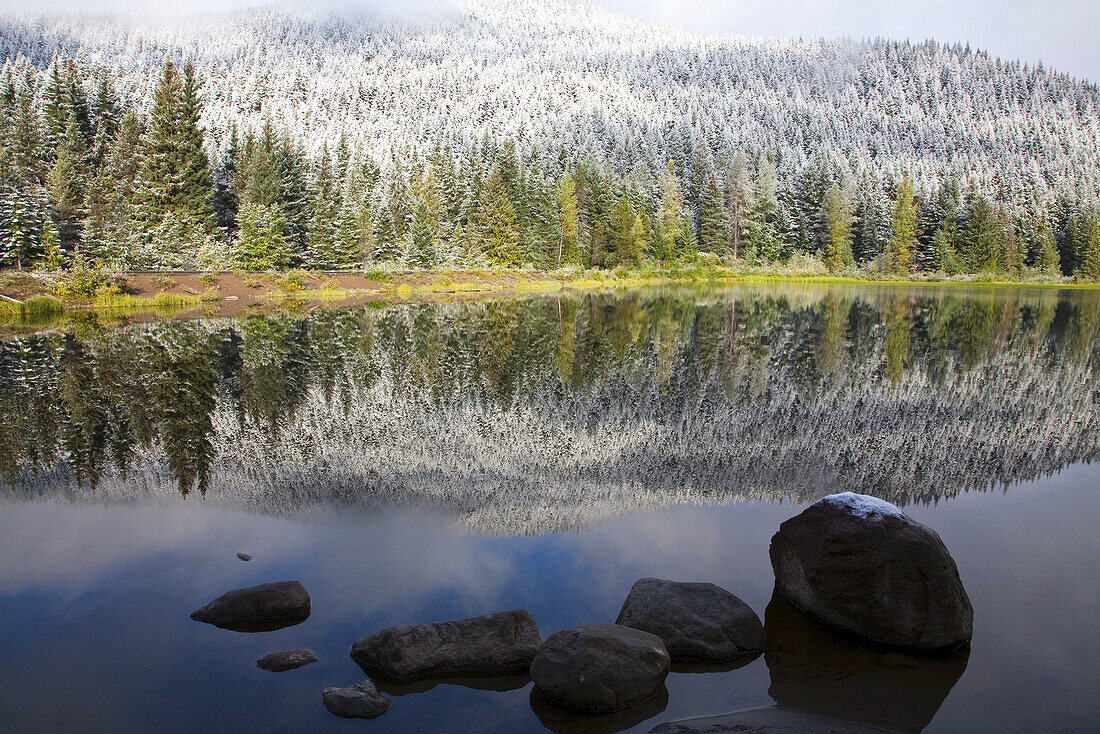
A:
769;493;972;651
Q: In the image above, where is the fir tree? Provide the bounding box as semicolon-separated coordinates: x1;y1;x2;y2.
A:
476;166;520;267
1074;210;1100;281
235;203;291;270
959;194;1002;272
1031;211;1061;275
822;184;853;271
885;176;917;275
698;175;728;254
556;171;579;266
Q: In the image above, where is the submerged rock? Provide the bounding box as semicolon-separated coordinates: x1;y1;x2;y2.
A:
350;609;541;683
649;705;901;733
531;623;670;713
189;581;310;632
256;648;318;672
616;578;764;663
322;679;391;719
769;493;972;651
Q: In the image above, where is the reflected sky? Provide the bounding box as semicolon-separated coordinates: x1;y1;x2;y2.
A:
1;463;1098;732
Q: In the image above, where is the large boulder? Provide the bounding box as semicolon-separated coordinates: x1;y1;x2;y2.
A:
769;493;972;651
531;623;670;713
350;609;541;683
322;680;391;719
256;649;318;672
616;578;764;663
189;581;310;632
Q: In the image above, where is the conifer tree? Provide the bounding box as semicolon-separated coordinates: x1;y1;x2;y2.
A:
1074;210;1100;281
886;176;917;275
1031;211;1061;275
476;166;520;267
959;194;1002;272
724;154;752;258
609;196;641;266
822;184;853;271
235;203;290;270
699;175;728;254
654;160;687;261
47;113;89;253
135;61;213;238
556;171;579;267
305;146;340;269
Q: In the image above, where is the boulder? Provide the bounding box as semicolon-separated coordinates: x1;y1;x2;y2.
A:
649;706;901;733
256;648;318;672
616;578;764;663
189;581;310;632
322;680;391;719
769;493;972;651
237;552;252;562
531;623;669;713
350;609;541;683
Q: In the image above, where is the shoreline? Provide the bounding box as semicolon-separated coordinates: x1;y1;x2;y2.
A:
2;267;1098;329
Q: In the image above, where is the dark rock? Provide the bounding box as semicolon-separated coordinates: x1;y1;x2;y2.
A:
322;680;391;719
531;623;670;713
350;609;541;683
648;705;902;733
769;493;972;651
189;581;310;632
616;577;764;663
237;552;252;562
764;590;968;733
531;685;669;734
256;648;318;672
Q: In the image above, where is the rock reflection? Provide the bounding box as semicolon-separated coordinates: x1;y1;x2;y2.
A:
374;673;531;697
2;285;1099;534
530;685;669;734
764;589;969;732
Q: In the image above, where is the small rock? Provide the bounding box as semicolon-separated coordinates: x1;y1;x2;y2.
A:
256;649;318;672
237;552;252;562
351;609;541;683
770;492;972;651
322;680;391;719
190;580;310;632
616;578;764;663
531;623;669;713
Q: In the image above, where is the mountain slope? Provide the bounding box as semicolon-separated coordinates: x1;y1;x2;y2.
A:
2;0;1098;203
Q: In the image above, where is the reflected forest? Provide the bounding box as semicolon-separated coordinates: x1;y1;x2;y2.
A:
2;285;1098;534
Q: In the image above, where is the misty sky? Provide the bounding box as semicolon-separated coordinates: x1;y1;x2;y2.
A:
1;0;1096;83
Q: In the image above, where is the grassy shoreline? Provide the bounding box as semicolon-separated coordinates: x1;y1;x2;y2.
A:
2;266;1098;326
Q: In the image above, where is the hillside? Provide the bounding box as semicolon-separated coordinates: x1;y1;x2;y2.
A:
2;0;1098;199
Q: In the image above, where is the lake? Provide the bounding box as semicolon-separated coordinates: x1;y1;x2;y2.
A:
1;283;1098;733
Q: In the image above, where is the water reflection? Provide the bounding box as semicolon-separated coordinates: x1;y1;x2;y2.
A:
764;591;969;732
530;686;670;734
2;285;1098;533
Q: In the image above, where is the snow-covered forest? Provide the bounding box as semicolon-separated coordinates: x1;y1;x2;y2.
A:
1;0;1099;276
4;287;1099;533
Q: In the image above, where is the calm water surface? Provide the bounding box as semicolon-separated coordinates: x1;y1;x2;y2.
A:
1;283;1098;733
